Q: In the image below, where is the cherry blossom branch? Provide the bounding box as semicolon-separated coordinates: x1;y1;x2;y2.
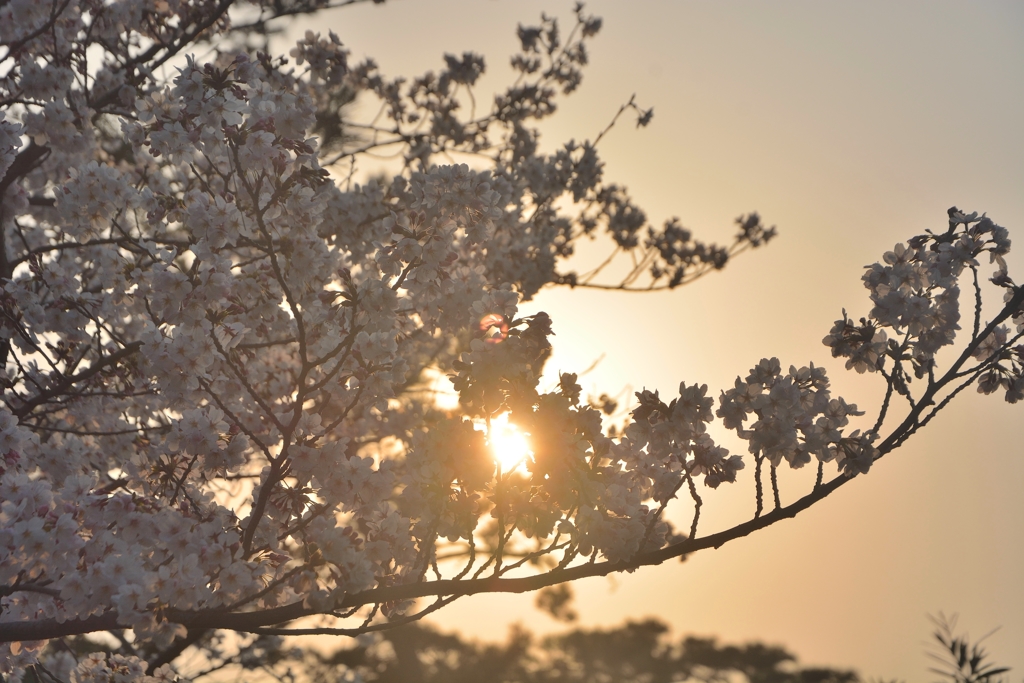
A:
0;0;74;65
881;285;1024;450
11;341;143;418
227;0;377;35
0;469;855;644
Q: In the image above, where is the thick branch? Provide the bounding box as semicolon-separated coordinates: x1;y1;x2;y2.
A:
0;470;852;644
12;341;143;418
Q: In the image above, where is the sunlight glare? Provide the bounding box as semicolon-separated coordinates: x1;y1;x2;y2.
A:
485;413;531;473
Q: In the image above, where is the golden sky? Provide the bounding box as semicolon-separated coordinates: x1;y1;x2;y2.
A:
293;1;1024;678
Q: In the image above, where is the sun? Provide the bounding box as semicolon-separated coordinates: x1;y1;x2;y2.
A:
484;413;532;473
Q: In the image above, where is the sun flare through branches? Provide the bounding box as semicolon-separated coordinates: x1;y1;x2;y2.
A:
484;413;532;473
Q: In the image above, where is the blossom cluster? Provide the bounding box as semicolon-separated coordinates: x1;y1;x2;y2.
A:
822;210;1023;407
718;359;875;476
825;211;1009;370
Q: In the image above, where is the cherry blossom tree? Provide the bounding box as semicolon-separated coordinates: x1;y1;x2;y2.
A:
0;0;1022;680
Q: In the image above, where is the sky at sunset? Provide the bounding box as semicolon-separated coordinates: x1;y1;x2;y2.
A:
288;2;1024;678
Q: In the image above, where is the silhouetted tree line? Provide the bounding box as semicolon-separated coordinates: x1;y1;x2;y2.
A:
27;612;1013;682
227;618;857;683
